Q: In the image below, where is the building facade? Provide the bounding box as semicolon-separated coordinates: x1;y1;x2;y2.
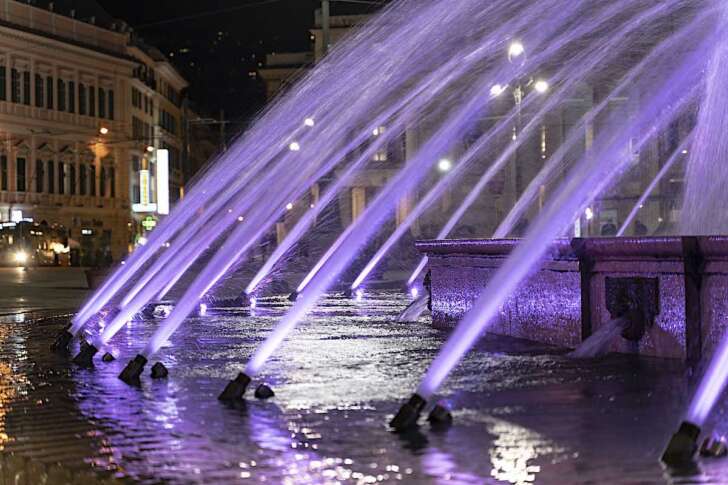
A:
260;9;685;253
0;0;190;265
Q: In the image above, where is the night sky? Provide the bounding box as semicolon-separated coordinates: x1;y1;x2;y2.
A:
95;0;385;125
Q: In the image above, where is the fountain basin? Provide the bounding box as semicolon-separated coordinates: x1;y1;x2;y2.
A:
418;236;728;362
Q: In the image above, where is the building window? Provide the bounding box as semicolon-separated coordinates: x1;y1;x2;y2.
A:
131;87;141;108
11;69;20;103
22;71;30;105
98;88;106;118
69;164;76;195
109;166;115;197
58;162;65;194
57;79;66;111
68;81;76;113
79;164;87;195
16;157;26;192
47;160;54;194
0;66;6;101
35;160;44;194
89;86;95;116
89;165;96;196
79;83;87;115
46;76;53;109
34;74;43;108
0;155;7;191
35;159;44;193
99;166;106;197
108;89;114;120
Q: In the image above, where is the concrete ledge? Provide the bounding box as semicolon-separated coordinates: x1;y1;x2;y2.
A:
418;236;728;363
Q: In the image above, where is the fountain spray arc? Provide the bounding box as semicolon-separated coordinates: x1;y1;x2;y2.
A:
62;84;323;341
617;134;693;237
218;0;650;400
351;0;683;292
78;0;504;366
244;36;515;297
404;0;699;289
391;29;707;431
63;0;461;349
663;0;728;468
121;0;532;384
301;0;641;296
93;37;495;368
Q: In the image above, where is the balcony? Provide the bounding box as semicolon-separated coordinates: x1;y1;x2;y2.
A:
0;0;128;57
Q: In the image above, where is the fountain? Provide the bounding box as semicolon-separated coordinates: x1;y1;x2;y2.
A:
59;0;728;472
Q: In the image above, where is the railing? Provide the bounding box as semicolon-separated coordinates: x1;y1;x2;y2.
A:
0;0;128;56
0;190;124;210
0;100;105;131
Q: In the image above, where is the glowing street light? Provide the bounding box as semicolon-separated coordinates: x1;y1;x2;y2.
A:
533;79;550;93
438;159;453;172
585;207;594;220
304;117;315;127
146;145;155;153
286;202;294;211
289;141;301;152
99;127;109;135
490;84;506;97
508;41;525;60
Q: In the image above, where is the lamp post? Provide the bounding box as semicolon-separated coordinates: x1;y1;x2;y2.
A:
494;41;549;218
322;0;331;56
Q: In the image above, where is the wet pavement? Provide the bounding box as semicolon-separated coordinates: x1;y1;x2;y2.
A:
1;291;728;484
0;267;89;316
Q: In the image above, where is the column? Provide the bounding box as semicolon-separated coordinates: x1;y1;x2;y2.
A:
351;187;366;222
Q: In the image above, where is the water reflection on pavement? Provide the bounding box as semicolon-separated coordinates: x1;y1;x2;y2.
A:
1;291;726;484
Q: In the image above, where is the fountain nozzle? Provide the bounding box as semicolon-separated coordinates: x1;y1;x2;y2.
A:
254;383;275;399
390;394;427;432
72;342;99;368
661;421;701;467
427;402;453;428
218;372;252;401
119;354;148;385
50;327;74;352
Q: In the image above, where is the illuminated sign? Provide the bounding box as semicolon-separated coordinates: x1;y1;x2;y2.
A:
142;216;157;230
10;209;22;223
132;203;157;213
156;149;169;215
140;169;150;206
133;169;157;213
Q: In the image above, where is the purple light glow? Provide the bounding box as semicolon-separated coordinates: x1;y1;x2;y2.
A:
415;46;705;399
617;134;693;237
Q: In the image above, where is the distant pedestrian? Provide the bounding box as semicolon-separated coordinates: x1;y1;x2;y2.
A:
601;221;617;236
634;219;648;236
423;269;432;311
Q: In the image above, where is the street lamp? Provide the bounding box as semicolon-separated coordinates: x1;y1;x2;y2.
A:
534;79;550;93
438;159;453;172
490;84;506;97
99;127;109;135
508;41;525;61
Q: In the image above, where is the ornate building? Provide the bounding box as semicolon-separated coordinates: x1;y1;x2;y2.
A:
0;0;190;265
